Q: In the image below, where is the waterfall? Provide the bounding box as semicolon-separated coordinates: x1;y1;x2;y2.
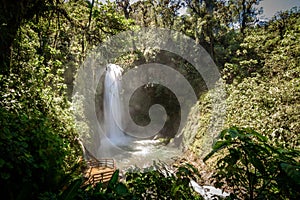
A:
100;64;181;169
104;64;129;146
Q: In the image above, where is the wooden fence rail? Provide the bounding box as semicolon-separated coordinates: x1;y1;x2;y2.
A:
87;158;115;169
84;158;116;185
91;170;115;184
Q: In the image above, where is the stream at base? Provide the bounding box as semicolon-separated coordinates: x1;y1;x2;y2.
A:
103;138;182;170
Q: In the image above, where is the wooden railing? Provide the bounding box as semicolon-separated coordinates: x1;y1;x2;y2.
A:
91;170;115;184
87;158;115;170
85;158;116;185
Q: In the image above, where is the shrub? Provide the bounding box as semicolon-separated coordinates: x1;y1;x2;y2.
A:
204;127;300;199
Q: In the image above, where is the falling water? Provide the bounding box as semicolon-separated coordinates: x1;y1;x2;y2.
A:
104;64;129;146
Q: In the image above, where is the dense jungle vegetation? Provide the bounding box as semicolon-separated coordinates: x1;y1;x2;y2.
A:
0;0;299;199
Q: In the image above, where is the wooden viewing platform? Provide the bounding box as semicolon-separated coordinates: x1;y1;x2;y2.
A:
77;139;117;185
84;158;116;185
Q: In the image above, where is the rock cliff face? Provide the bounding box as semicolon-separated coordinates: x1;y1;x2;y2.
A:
126;84;181;139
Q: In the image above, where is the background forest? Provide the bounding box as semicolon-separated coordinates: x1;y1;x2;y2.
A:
0;0;299;199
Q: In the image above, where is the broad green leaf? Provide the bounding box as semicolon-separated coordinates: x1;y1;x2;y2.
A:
280;163;300;186
59;178;83;200
115;183;129;196
249;155;265;174
108;169;119;189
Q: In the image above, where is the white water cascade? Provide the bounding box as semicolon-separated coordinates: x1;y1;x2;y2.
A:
103;64;130;146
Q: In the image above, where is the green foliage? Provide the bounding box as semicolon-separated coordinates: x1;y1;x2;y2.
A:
41;163;203;199
223;12;300;147
59;170;131;200
223;11;300;82
0;1;83;199
59;178;84;200
1;0;299;199
185;10;300;157
125;162;203;200
0;0;135;198
226;76;300;148
0;106;80;199
204;127;300;199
